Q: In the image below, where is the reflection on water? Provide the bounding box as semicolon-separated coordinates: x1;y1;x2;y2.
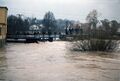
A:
0;41;120;81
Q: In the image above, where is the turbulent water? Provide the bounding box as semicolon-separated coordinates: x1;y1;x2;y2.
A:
0;41;120;81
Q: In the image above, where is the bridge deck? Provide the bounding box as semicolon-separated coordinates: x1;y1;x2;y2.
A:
7;34;120;40
7;35;60;39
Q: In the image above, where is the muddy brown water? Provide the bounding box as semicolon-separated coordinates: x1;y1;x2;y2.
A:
0;41;120;81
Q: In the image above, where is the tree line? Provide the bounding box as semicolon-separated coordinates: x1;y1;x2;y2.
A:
7;12;75;35
72;10;120;52
7;10;120;36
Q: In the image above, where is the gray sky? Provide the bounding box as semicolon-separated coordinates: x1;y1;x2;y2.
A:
0;0;120;22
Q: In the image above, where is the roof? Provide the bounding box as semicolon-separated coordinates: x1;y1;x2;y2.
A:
0;6;8;10
29;25;40;30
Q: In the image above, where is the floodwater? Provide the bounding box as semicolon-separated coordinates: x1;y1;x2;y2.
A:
0;41;120;81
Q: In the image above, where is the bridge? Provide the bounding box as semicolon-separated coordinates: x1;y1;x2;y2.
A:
7;34;64;42
7;34;120;42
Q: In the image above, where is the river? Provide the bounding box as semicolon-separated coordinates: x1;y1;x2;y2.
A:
0;41;120;81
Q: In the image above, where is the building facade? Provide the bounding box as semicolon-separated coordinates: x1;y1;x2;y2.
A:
0;7;8;47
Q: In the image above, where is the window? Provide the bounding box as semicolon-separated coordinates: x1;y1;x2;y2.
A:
0;27;1;35
0;25;2;35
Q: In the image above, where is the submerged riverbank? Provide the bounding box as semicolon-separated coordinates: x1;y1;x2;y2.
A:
0;41;120;81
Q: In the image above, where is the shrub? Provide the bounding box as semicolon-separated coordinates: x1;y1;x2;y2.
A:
72;39;119;52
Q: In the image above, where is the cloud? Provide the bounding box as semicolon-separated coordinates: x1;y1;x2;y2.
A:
0;0;120;22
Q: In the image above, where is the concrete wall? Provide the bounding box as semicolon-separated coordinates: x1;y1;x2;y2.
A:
0;7;8;48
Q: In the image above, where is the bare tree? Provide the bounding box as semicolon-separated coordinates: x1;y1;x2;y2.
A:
42;11;56;33
86;10;99;30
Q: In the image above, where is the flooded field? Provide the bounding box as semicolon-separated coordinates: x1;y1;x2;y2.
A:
0;41;120;81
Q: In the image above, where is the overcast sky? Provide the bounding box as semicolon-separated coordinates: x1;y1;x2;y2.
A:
0;0;120;22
